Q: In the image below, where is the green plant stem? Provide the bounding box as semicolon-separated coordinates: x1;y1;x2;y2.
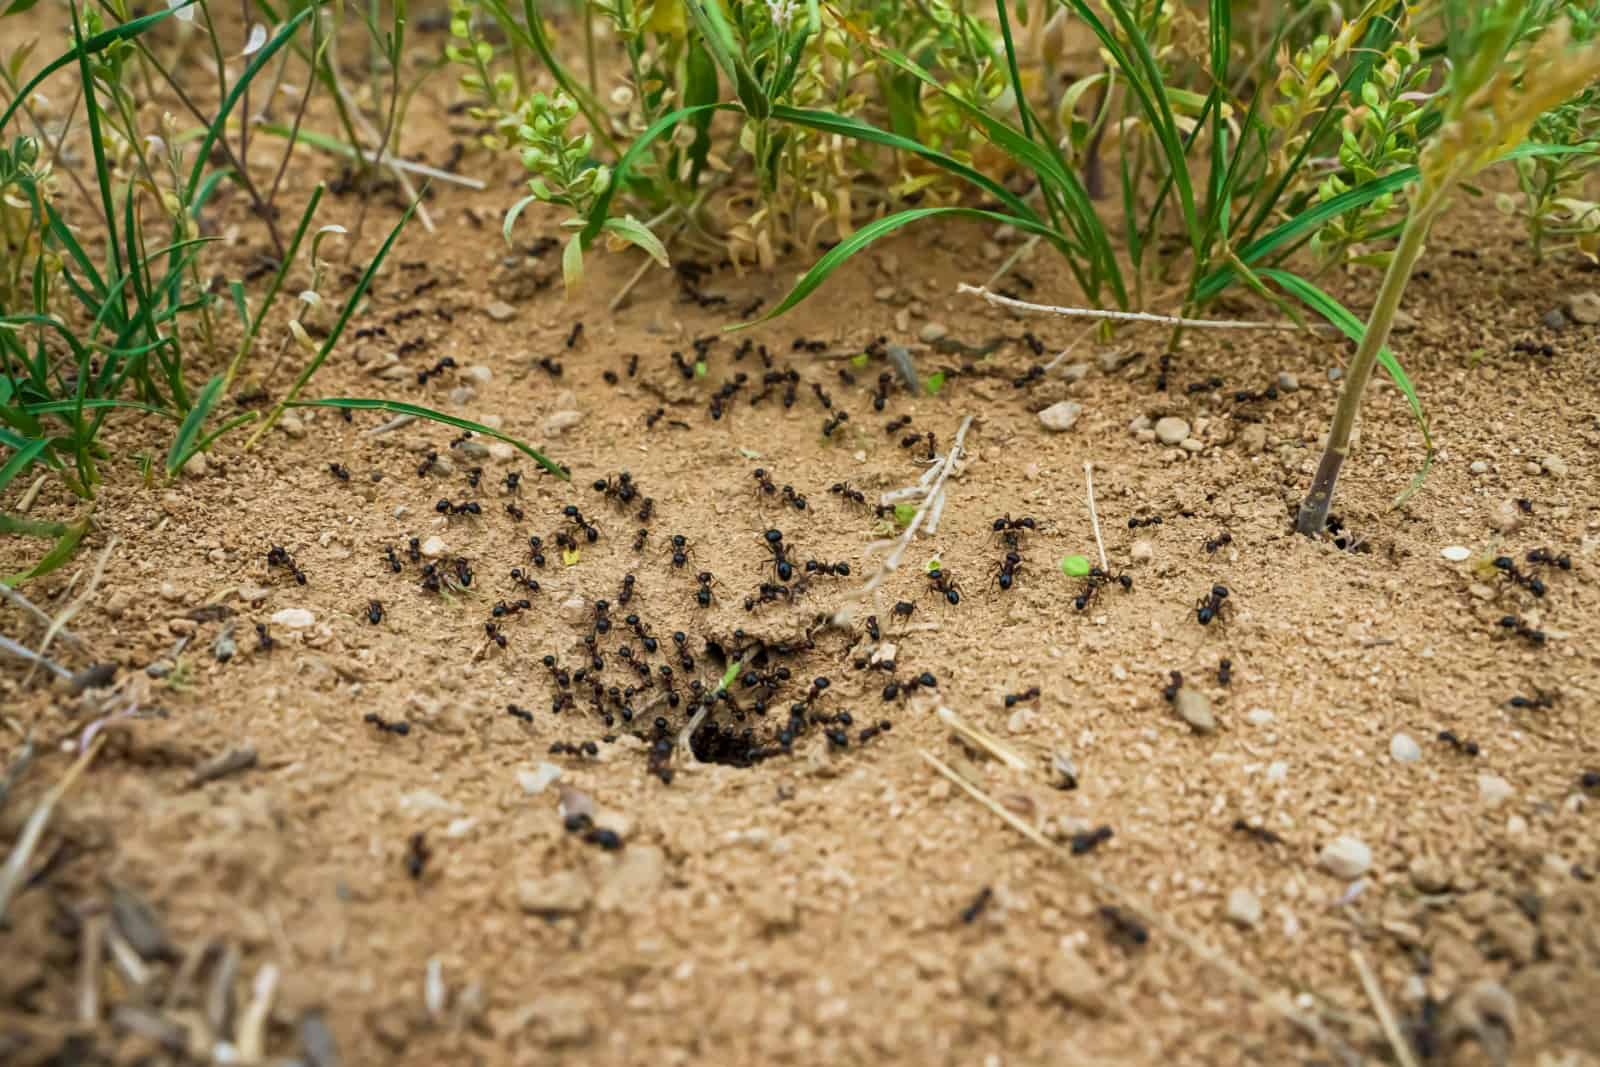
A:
1295;187;1444;536
222;183;323;394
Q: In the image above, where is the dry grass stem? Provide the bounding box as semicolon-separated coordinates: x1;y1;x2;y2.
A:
0;736;103;923
1353;948;1421;1067
0;583;86;648
26;535;117;685
919;748;1366;1058
834;415;974;625
958;283;1299;331
936;707;1030;772
1084;462;1109;573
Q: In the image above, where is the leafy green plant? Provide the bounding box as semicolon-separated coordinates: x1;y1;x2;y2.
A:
1296;3;1600;536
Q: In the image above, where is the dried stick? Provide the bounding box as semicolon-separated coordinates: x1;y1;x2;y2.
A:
0;583;86;648
1352;948;1420;1067
833;415;974;625
1083;462;1109;573
958;283;1299;331
920;748;1366;1058
26;536;116;685
0;737;103;923
936;707;1029;772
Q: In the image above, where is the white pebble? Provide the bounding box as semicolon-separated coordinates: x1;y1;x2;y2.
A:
420;535;448;559
1440;545;1471;562
1318;836;1372;879
542;410;584;435
1478;774;1515;807
1245;708;1276;726
1153;416;1190;446
1037;400;1082;432
269;607;315;629
518;762;562;795
1389;733;1422;763
1129;540;1153;564
1225;888;1263;928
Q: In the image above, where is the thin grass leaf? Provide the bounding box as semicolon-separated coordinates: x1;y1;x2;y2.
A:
682;0;768;118
183;6;312;203
0;4;180;131
581;104;719;249
0;511;67;539
164;373;223;476
3;513;90;584
1260;267;1433;479
736;207;1062;329
0;437;49;494
288;399;565;478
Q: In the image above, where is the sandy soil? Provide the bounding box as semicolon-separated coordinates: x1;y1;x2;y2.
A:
4;12;1600;1067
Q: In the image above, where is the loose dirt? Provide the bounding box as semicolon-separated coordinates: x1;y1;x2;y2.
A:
4;18;1600;1067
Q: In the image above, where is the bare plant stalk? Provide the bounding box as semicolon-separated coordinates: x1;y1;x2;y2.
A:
957;283;1298;330
1083;462;1108;572
1295;194;1443;536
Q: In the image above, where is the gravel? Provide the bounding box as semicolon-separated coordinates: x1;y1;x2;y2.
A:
1276;371;1299;392
269;608;315;629
1225;888;1263;928
1566;290;1600;325
1173;687;1215;733
1390;732;1422;763
1319;836;1371;879
1153;416;1190;446
1037;401;1082;432
484;301;517;322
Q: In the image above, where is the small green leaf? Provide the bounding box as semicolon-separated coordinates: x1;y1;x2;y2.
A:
2;0;44;17
562;235;584;291
1060;554;1091;577
925;371;946;395
893;503;916;526
693;360;707;378
165;373;224;477
562;547;581;566
924;557;941;573
849;353;869;368
601;215;670;269
4;514;90;584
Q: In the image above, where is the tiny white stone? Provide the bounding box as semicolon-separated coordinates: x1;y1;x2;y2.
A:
1225;888;1263;928
420;535;448;559
1318;836;1372;879
1129;540;1154;564
919;322;948;343
1469;460;1488;474
1478;774;1515;807
1390;732;1422;763
1153;416;1190;446
1440;545;1471;562
542;410;584;435
518;762;562;795
1037;400;1082;432
1246;708;1276;726
446;817;477;838
870;642;897;665
1265;760;1288;783
269;607;315;629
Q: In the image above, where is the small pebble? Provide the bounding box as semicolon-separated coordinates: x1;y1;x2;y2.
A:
1318;836;1372;879
918;322;948;343
1327;367;1343;382
1153;416;1190;446
1409;856;1452;894
518;763;562;795
1477;774;1515;808
1225;888;1263;928
270;607;315;629
1049;750;1078;791
1128;414;1152;433
560;597;588;625
212;626;237;662
1178;437;1204;453
1540;454;1568;477
1037;401;1082;433
182;452;208;478
1098;350;1137;373
543;410;584;435
1057;363;1091;383
461;365;493;385
1129;540;1153;565
484;300;517;322
1487;500;1523;533
447;385;476;406
488;442;516;463
517;871;591;915
278;413;306;439
1440;546;1471;562
420;536;448;559
1276;371;1299;392
1566;290;1600;325
1173;687;1215;734
1239;425;1267;454
1469;460;1488;474
1389;733;1422;763
1542;307;1569;331
1245;708;1275;726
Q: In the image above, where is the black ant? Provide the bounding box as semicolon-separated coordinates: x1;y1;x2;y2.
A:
383;545;402;573
960;887;993;924
528;535;547;567
618;574;637;605
1185;375;1223;394
1491;556;1547;597
830;482;866;506
1507;689;1554;710
805;559;851;577
1071;825;1113;855
537;356;563;377
509;568;540;593
1231;819;1285;847
646;408;665;429
565;321;584;348
1128;515;1163;529
992;515;1038;535
1156;353;1172;392
364;713;411;736
694;572;716;607
1204;532;1232;553
562;504;599;542
504;471;522;494
435;499;481;517
329;463;350;481
465;467;482;489
1217;658;1232;686
781;484;808;510
1526;547;1571;570
626;353;640;377
633;528;649;552
1012;364;1044;389
1161;670;1184;702
506;704;534;724
995;552;1022;591
668;534;692;568
416;355;456;384
266;545;307;585
593;471;639;507
492;599;532;617
812;382;833;409
406;832;431;879
884;415;911;435
670;350;694;379
506;502;525;521
865;615;881;642
1196;584;1229;625
858;720;892;744
367;600;384;624
764;529;795;582
408;537;422;562
822;413;849;437
637;497;654;523
753;468;778;499
1498;614;1546;645
255;623;274;651
1004;686;1040;708
1516;498;1535;515
1074;566;1132;610
927;565;961;604
891;600;915;621
1099;906;1148;948
1437;730;1480;756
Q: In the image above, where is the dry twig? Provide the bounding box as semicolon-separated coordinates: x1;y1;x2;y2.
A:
1084;462;1109;573
958;282;1300;330
1352;948;1421;1067
0;737;103;923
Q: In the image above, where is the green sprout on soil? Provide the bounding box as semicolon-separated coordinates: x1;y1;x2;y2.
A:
1060;554;1091;578
1296;6;1600;536
893;503;917;526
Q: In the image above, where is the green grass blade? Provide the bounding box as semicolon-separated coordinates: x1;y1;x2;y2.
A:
0;4;180;131
3;513;90;583
183;6;313;203
288;398;565;478
0;436;49;493
1259;267;1432;473
735;207;1062;329
164;373;223;477
0;511;68;540
581;104;722;249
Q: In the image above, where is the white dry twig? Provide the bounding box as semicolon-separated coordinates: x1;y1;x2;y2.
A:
959;282;1300;331
26;536;116;686
1083;462;1109;573
835;415;974;625
1352;948;1422;1067
0;737;102;923
0;583;86;649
